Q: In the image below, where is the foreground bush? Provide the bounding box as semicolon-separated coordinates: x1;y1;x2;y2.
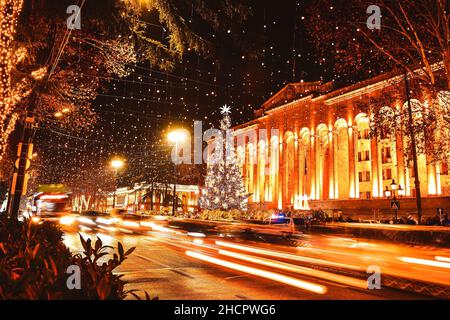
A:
0;215;144;300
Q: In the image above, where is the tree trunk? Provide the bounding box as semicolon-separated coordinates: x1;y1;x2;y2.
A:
443;51;450;91
150;182;154;210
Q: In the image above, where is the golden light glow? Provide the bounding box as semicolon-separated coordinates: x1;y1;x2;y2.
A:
399;257;450;269
31;67;47;80
0;0;25;160
186;250;327;294
435;256;450;263
60;216;75;226
215;241;360;270
31;216;40;223
218;250;367;289
111;158;124;169
168;130;186;143
122;220;140;228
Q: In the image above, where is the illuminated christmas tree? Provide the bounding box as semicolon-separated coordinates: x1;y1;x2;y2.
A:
199;105;249;211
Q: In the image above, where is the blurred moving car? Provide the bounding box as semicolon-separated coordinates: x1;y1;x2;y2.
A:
219;216;297;239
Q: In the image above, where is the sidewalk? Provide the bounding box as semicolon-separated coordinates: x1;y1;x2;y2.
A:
312;222;450;248
326;222;450;232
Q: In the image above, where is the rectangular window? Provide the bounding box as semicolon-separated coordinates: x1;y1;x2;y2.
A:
358;129;370;140
359;191;372;199
382;168;392;180
358;150;370;162
441;162;449;175
382;147;392;164
359;171;371;182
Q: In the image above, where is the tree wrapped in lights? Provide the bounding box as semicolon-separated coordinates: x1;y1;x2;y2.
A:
0;1;139;162
0;0;24;161
199;106;249;211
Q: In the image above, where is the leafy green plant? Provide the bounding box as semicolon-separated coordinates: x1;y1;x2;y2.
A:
69;235;135;300
0;214;154;300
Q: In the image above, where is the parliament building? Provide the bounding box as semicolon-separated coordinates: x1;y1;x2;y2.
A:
232;72;450;218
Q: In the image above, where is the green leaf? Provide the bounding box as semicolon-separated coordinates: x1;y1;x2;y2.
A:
117;242;124;258
95;237;102;251
79;233;87;250
124;247;135;256
129;292;142;300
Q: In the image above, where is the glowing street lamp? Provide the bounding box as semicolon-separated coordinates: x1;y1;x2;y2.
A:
110;158;124;209
386;179;402;222
384;186;391;198
168;130;186;144
111;158;124;173
167;129;187;216
390;179;398;190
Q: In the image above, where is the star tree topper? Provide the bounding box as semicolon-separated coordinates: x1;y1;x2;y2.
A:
220;104;231;115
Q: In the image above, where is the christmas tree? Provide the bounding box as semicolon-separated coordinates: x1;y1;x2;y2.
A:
199;105;249;211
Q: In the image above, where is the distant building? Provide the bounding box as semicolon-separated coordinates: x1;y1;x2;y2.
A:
105;182;200;214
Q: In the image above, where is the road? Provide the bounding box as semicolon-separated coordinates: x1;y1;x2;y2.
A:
58;216;450;300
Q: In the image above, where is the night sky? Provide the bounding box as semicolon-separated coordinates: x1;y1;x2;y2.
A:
36;0;323;185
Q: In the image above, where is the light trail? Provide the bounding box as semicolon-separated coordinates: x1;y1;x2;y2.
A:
218;250;368;289
187;232;206;238
78;217;96;225
215;241;360;270
122;221;140;228
185;251;327;294
296;246;361;258
399;257;450;269
435;256;450;263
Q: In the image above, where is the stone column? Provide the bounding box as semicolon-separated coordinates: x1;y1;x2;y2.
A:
328;129;335;199
294;132;299;204
298;146;305;200
253;131;259;202
310;134;316;200
370;137;380;197
426;153;437;196
348;125;356;198
278;129;284;209
436;163;442;195
315;137;321;200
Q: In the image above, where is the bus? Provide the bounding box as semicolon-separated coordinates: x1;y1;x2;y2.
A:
32;184;71;217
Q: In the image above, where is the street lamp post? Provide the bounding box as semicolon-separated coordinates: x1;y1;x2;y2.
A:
168;130;186;216
110;158;124;210
384;179;404;222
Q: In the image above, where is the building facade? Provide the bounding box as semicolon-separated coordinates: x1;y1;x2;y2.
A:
232;75;450;218
72;182;200;214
